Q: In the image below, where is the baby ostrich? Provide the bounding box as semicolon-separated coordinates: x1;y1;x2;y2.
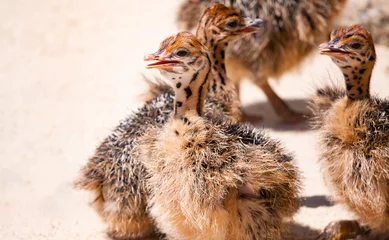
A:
177;0;347;123
74;4;263;240
142;31;301;240
309;25;389;240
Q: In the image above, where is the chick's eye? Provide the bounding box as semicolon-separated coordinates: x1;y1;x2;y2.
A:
226;20;239;28
176;48;189;57
350;43;362;49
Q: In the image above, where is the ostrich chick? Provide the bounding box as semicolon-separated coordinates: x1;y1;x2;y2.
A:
309;25;389;240
74;4;263;239
177;0;347;123
141;31;301;240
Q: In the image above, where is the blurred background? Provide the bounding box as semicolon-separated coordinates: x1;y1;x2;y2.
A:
0;0;388;239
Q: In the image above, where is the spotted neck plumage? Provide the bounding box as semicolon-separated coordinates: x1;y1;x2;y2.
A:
173;56;212;118
208;39;229;93
341;54;375;101
196;19;230;93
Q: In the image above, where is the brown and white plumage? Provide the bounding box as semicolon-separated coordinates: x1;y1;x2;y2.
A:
309;25;389;240
74;4;262;239
142;31;301;240
177;0;347;123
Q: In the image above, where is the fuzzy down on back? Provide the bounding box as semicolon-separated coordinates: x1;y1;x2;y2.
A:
74;92;174;238
177;0;346;78
139;114;301;240
309;86;389;231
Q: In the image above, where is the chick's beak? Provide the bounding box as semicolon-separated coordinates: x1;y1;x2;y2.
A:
238;17;264;33
144;52;181;70
318;42;347;56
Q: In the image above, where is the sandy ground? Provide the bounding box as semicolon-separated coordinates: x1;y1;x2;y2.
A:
1;0;389;239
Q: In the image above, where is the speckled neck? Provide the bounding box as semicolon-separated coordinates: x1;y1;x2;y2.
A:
207;40;229;93
173;57;212;118
341;56;375;100
196;20;230;93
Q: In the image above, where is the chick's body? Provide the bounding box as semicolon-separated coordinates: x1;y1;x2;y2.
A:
311;89;389;232
140;114;301;240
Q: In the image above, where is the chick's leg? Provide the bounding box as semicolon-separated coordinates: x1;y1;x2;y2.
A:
106;216;156;240
226;56;263;123
315;220;370;240
101;187;155;240
255;78;308;123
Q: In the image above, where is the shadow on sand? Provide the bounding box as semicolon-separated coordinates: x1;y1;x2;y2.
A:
301;195;334;208
283;221;321;240
243;98;312;132
361;231;389;240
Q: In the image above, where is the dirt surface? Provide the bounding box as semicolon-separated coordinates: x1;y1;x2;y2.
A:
1;0;389;239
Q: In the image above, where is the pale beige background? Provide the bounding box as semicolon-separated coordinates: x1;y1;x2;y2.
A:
1;0;389;239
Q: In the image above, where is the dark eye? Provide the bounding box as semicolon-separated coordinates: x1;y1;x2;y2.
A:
176;48;189;57
350;42;362;49
226;20;239;28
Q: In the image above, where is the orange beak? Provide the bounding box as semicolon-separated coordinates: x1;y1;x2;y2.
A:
144;53;182;70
